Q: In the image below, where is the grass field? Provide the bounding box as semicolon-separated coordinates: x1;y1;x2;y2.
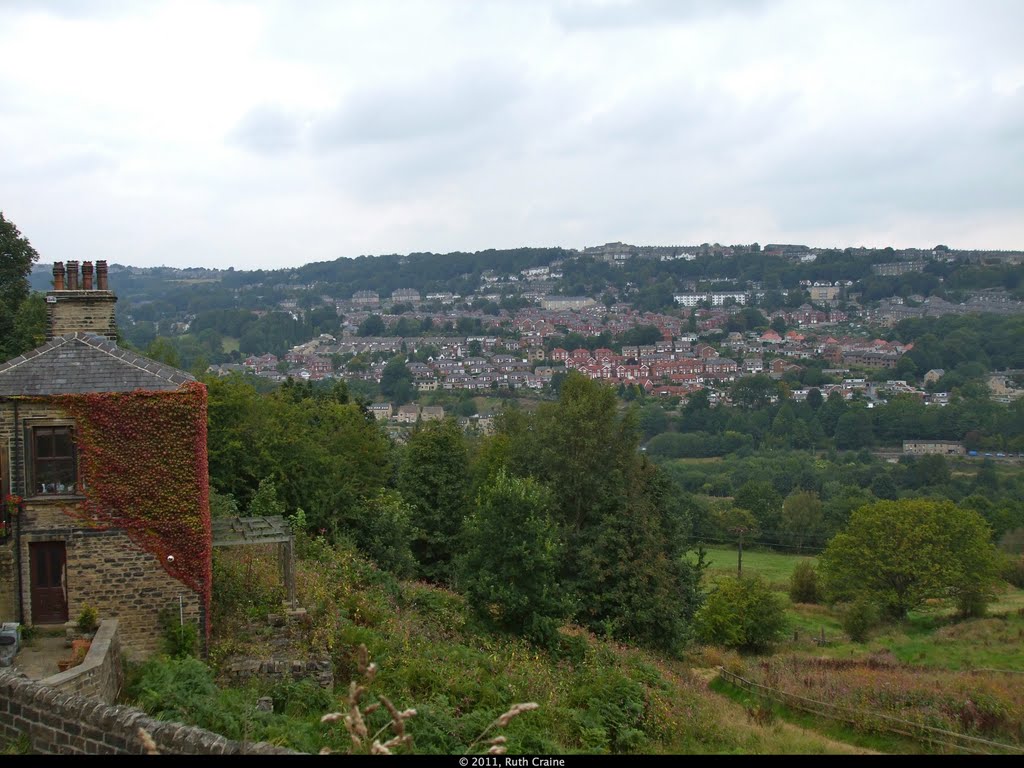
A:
786;589;1024;672
697;546;815;586
694;546;1024;673
221;336;240;354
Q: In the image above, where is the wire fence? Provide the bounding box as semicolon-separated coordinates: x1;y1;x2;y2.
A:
716;667;1024;756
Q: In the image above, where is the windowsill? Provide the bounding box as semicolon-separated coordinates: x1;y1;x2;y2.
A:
24;494;87;503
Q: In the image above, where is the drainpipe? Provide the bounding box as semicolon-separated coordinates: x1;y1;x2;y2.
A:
12;399;24;625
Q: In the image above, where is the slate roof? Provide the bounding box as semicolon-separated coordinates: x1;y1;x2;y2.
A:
0;333;195;396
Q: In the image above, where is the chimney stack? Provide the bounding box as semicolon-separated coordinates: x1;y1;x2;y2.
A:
46;260;118;342
66;260;79;290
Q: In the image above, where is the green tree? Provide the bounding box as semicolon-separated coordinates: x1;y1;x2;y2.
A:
9;292;47;354
780;490;825;551
0;212;40;359
498;372;703;650
818;499;1002;619
204;373;393;533
456;471;567;645
248;477;285;517
733;481;782;532
834;408;873;450
694;575;788;652
789;560;819;604
146;337;182;368
351;490;417;577
357;314;386;336
398;419;471;583
380;355;414;405
729;375;781;410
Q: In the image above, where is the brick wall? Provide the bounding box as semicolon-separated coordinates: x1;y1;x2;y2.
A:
0;670;300;755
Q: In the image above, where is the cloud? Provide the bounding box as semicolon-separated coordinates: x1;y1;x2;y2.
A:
1;0;1023;268
552;0;767;30
311;62;525;149
228;105;304;154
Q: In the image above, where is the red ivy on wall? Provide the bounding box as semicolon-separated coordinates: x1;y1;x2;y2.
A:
47;382;212;634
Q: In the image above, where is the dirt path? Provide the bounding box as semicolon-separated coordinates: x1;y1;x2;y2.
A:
690;667;882;755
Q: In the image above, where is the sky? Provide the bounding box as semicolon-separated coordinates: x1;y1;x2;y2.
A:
1;0;1022;271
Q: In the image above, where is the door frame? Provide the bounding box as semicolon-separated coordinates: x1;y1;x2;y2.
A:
29;541;68;624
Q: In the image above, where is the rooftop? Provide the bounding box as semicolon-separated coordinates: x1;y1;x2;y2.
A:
0;333;195;396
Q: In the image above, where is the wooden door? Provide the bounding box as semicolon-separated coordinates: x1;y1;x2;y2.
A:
30;542;68;624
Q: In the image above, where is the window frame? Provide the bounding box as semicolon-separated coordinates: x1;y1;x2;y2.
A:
26;422;81;498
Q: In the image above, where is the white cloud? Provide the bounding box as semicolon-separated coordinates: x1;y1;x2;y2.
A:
0;0;1021;269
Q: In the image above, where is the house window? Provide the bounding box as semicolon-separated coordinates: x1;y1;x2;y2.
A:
31;426;78;496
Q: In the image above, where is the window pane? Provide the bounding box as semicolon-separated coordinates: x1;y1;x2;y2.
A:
33;427;76;494
35;431;54;459
53;430;74;459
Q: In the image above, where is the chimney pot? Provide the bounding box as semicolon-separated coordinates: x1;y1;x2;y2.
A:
82;261;94;290
96;260;109;291
66;260;80;290
53;262;65;291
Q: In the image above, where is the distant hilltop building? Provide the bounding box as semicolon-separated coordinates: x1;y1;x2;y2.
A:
673;292;749;307
764;244;810;256
902;440;964;456
541;296;597;311
391;288;421;303
808;284;841;302
351;290;379;307
871;261;926;276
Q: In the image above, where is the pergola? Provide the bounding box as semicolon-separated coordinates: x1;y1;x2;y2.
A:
211;516;296;606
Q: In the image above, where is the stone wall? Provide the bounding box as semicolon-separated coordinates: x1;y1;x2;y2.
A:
0;670;300;755
221;658;333;690
39;619;123;704
16;516;201;660
46;290;118;342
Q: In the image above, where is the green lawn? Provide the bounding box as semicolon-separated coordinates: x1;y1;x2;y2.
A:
221;336;240;354
697;546;815;586
783;587;1024;671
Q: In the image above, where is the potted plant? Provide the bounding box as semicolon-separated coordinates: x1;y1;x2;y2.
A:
73;603;99;641
57;639;91;672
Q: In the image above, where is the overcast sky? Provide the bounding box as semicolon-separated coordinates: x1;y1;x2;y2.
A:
1;0;1022;270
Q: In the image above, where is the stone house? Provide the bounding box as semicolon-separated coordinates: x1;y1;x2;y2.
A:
396;404;420;423
420;406;445;422
0;261;211;660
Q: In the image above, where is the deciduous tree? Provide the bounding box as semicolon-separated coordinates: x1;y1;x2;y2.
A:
0;212;40;359
819;499;1001;618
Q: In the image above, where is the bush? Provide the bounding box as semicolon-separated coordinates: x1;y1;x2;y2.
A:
956;586;989;618
76;603;99;634
695;576;787;653
1000;554;1024;589
841;598;880;643
159;608;199;658
788;561;819;604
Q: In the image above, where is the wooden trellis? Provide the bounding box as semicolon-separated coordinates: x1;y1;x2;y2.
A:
211;516;296;606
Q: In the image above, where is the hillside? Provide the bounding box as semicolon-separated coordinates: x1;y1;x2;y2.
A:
122;537;874;755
